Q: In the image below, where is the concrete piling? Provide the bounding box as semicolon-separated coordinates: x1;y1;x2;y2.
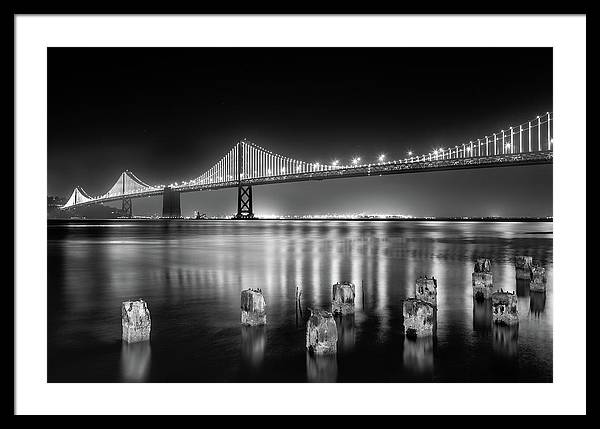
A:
415;276;438;307
472;258;493;301
402;298;436;338
331;281;356;315
515;256;533;280
306;309;338;355
491;289;519;326
121;299;151;343
530;265;547;292
241;288;267;326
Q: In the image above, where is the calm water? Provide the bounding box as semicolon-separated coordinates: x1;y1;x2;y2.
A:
47;220;553;382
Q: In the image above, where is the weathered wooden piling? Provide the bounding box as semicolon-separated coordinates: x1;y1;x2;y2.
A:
530;265;547;292
472;258;493;301
515;256;533;280
121;299;151;343
402;298;436;338
306;309;338;355
491;290;519;326
331;281;356;315
415;276;437;307
241;288;267;326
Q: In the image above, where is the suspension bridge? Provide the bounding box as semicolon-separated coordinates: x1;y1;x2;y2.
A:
61;112;554;219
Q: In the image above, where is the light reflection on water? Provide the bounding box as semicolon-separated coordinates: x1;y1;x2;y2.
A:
403;337;434;375
306;353;338;383
241;325;266;370
120;342;151;382
48;220;552;382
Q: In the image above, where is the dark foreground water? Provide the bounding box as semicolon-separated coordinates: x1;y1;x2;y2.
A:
47;220;552;382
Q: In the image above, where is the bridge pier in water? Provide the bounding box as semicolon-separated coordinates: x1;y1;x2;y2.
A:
162;187;181;218
122;197;132;218
235;185;255;219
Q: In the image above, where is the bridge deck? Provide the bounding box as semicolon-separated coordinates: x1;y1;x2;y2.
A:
65;151;552;208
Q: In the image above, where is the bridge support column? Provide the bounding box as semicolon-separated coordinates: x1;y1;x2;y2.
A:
162;187;181;218
122;197;132;218
235;185;254;219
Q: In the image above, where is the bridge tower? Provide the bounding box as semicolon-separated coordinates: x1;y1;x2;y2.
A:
122;198;132;218
235;141;255;219
120;172;133;218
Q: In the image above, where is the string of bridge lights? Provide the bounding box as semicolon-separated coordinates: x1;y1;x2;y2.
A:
63;112;552;206
167;112;552;188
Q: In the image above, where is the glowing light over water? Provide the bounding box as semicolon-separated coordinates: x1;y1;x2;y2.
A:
48;220;553;383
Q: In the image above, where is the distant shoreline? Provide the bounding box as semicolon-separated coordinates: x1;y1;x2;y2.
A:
48;217;553;223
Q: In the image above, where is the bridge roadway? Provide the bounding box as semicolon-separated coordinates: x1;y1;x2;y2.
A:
70;151;553;208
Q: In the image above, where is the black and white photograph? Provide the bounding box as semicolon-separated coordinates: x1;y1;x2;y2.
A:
15;14;586;415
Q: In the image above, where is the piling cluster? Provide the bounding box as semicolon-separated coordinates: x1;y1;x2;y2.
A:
472;258;493;301
402;276;438;338
115;252;548;376
469;255;549;336
469;256;537;327
302;281;358;357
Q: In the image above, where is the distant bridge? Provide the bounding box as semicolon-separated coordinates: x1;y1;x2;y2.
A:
61;112;553;218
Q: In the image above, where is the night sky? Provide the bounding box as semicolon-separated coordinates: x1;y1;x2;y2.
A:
48;48;553;217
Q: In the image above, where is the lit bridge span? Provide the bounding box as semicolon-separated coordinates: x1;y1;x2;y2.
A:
61;112;553;218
